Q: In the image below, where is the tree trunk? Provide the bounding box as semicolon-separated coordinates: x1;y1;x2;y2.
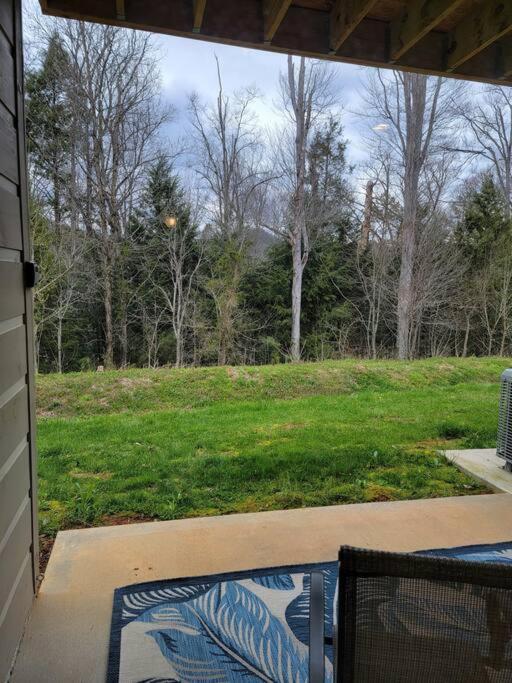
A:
57;314;63;373
119;274;128;368
462;316;470;357
500;317;508;357
287;56;311;363
34;333;40;375
103;241;114;368
120;312;128;368
397;200;416;359
104;283;114;368
358;180;375;253
291;235;303;361
175;324;183;368
396;74;427;360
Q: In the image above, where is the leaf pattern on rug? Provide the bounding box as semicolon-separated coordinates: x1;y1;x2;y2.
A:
110;543;512;682
142;581;310;683
285;564;338;661
121;583;215;623
422;547;512;565
251;573;294;590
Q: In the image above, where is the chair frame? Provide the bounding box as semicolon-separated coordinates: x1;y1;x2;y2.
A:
309;545;512;683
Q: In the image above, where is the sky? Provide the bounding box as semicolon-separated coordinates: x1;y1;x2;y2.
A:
22;0;442;193
154;33;372;169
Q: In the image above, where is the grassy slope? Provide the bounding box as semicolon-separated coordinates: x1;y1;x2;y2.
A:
36;358;507;536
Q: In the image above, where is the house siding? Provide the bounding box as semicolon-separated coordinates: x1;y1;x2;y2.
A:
0;1;38;681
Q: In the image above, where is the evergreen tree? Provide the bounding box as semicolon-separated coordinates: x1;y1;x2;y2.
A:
455;175;512;356
129;157;201;367
26;33;73;226
456;175;511;265
307;116;353;239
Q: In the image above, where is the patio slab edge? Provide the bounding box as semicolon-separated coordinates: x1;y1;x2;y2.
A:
445;448;512;495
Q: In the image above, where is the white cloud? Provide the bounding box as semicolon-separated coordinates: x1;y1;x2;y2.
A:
155;34;367;147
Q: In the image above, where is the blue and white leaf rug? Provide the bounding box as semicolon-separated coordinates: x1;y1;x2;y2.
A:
107;541;512;683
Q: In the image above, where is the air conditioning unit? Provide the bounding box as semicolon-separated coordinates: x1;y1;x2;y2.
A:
497;369;512;472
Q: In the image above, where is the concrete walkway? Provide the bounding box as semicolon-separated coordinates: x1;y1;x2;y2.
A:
11;494;512;682
446;448;512;494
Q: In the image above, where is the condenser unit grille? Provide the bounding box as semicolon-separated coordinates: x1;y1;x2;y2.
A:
497;369;512;463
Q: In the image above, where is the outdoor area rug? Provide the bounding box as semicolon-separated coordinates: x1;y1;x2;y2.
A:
107;541;512;683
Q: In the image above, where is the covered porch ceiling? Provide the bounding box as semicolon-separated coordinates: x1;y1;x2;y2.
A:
40;0;512;86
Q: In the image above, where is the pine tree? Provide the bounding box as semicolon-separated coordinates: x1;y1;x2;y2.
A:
26;33;73;226
456;175;510;265
129;157;201;367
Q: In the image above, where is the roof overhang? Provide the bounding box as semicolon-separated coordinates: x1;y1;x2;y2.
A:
40;0;512;86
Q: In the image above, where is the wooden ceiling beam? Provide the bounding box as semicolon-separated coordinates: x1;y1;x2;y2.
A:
330;0;379;53
193;0;207;33
263;0;292;43
39;0;512;87
447;1;512;72
389;0;465;63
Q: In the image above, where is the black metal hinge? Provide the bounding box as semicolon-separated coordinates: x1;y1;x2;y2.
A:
24;261;40;288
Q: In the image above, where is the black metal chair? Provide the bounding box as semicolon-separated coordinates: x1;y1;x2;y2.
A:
309;545;512;682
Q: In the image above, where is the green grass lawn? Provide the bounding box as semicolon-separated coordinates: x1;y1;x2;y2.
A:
36;357;507;536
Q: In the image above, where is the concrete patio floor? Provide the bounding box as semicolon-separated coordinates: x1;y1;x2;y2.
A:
446;448;512;494
11;493;512;682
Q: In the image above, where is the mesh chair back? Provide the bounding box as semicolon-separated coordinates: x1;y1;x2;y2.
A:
337;546;512;683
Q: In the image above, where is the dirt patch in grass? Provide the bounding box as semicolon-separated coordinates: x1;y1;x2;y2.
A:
254;422;306;433
414;438;454;450
364;484;400;502
119;377;153;389
38;535;55;581
227;367;256;382
38;410;56;419
99;513;157;526
279;422;306;430
387;416;417;423
437;363;455;372
69;470;113;480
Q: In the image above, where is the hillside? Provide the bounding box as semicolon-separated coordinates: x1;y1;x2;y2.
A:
36;356;510;418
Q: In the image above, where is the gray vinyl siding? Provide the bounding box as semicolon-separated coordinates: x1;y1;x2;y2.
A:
0;1;38;681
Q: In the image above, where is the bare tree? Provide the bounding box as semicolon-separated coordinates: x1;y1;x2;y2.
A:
188;58;270;365
409;215;465;357
273;56;336;361
150;223;203;368
363;70;456;359
354;150;401;358
59;21;170;367
358;179;375;254
454;86;512;217
135;296;167;368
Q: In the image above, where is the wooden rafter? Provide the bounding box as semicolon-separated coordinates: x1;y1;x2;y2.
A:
390;0;465;63
263;0;292;43
115;0;125;21
447;1;512;72
39;0;512;87
193;0;206;33
330;0;379;54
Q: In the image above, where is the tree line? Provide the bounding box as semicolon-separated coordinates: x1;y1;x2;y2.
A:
26;17;512;372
